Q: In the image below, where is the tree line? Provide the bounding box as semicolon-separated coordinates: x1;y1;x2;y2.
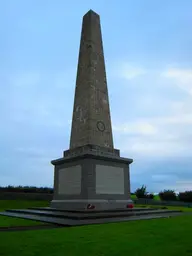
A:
134;185;192;203
0;185;192;203
0;186;53;194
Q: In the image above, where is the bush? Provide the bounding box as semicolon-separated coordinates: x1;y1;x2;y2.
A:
135;185;155;199
159;190;177;201
178;191;192;202
135;185;147;198
146;193;154;199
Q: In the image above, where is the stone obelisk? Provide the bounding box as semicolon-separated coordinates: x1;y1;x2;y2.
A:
50;10;133;210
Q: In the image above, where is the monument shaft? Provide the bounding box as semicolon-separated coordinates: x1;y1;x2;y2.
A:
70;10;113;149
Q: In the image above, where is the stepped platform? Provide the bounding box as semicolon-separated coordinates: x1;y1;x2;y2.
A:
0;207;189;227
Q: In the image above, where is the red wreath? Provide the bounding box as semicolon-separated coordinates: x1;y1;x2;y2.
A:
127;204;134;209
87;204;95;210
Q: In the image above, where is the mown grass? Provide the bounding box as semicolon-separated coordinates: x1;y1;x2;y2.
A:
0;214;192;256
131;194;160;200
0;200;49;227
137;204;192;212
0;200;192;255
0;199;49;211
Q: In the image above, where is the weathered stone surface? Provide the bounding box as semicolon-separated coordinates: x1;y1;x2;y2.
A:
58;165;81;195
63;144;120;159
95;165;125;194
70;10;114;150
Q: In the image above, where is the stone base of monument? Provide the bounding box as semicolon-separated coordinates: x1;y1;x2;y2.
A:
50;200;134;211
50;151;133;211
1;151;188;227
0;207;189;227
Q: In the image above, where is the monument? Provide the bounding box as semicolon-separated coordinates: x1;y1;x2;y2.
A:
50;9;133;210
0;10;184;226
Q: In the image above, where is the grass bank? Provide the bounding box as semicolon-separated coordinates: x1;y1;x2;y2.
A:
0;200;192;255
0;200;49;227
0;214;191;256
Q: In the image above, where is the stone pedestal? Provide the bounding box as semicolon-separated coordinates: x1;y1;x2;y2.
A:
50;151;133;210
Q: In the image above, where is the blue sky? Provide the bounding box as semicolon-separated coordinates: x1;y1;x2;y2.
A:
0;0;192;193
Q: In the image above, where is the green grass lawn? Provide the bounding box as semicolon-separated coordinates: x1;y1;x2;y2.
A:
0;200;192;255
137;204;192;212
131;194;160;200
0;199;49;211
0;200;49;227
0;214;192;256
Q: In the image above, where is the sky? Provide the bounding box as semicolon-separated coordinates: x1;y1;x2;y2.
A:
0;0;192;193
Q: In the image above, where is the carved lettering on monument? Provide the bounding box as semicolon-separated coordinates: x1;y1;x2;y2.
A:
96;165;124;194
75;106;87;123
58;165;81;195
104;142;110;148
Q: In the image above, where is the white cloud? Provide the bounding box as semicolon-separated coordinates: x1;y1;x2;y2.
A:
113;121;157;135
162;68;192;95
151;174;177;182
114;113;192;158
113;65;192;159
111;62;146;80
155;114;192;125
175;180;192;191
163;180;192;192
15;147;60;160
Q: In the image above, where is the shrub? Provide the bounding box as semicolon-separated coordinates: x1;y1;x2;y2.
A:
135;185;148;198
135;186;155;199
178;191;192;202
159;190;177;201
146;193;154;199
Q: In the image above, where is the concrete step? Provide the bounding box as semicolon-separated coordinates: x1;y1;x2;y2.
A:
0;211;187;227
28;207;155;213
5;208;182;220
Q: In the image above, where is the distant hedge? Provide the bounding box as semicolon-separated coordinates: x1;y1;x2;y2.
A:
1;186;192;203
158;190;177;201
134;185;192;203
0;186;53;194
178;191;192;202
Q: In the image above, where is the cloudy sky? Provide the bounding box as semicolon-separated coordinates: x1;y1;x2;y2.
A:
1;0;192;193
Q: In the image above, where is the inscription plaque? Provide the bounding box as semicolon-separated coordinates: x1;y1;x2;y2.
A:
96;165;124;194
58;165;81;195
